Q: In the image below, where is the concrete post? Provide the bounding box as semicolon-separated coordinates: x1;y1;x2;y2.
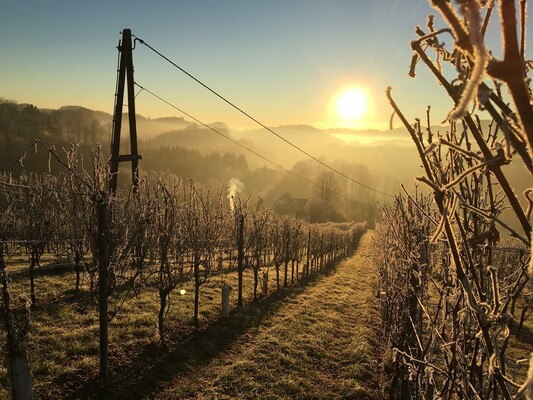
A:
221;284;231;317
262;271;269;296
5;350;33;400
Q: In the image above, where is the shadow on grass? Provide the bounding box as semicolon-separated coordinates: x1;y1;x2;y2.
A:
60;259;347;400
9;262;84;305
510;317;533;344
9;261;77;279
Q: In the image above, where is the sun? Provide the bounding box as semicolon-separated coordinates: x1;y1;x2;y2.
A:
336;88;367;120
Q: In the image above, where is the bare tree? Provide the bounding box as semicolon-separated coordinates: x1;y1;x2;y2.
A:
181;180;224;328
150;178;187;346
8;173;66;306
244;206;272;300
315;170;340;205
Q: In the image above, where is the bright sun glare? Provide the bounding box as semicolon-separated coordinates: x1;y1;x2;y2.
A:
336;88;367;121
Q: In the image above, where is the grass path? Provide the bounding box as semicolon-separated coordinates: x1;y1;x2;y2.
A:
152;232;379;399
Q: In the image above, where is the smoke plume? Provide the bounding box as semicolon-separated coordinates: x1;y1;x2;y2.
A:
227;178;244;211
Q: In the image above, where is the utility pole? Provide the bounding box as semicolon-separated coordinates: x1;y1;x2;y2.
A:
98;28;141;380
109;28;141;194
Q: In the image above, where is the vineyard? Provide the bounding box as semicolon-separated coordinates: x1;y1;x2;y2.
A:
375;1;533;399
0;146;367;398
2;1;533;399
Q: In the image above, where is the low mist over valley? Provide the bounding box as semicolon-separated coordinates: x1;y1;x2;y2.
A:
0;99;403;220
0;98;529;230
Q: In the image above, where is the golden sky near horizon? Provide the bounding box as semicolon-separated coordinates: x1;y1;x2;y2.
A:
0;1;522;132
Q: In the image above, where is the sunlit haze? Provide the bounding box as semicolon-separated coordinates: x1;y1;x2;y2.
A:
0;3;531;397
336;88;367;121
0;1;527;132
0;1;471;132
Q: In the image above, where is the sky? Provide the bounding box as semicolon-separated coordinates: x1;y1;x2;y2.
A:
0;1;523;131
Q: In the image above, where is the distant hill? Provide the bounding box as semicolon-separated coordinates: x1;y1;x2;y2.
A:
2;98;528;224
0;98;419;200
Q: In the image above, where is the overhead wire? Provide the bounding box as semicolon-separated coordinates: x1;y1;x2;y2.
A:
134;82;318;186
133;82;374;207
132;34;394;198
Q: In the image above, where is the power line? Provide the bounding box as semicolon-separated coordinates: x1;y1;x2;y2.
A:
0;180;90;197
8;139;93;192
132;34;394;198
133;82;375;207
134;83;325;189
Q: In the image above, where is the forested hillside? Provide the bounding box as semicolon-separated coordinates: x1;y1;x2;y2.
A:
0;99;380;222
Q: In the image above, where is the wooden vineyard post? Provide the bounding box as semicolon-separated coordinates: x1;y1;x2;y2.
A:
97;192;109;379
237;214;245;308
262;271;268;296
305;229;311;277
193;254;201;329
28;250;37;306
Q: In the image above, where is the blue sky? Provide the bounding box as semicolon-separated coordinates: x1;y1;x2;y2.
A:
0;1;523;130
